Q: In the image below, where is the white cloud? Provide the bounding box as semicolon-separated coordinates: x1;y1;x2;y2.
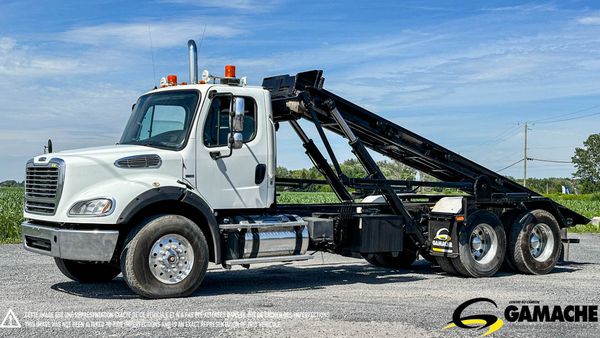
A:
0;82;138;160
482;4;556;12
61;20;243;48
160;0;280;11
223;22;600;111
0;37;88;77
578;15;600;25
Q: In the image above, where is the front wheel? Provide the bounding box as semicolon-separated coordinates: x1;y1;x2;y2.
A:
120;215;209;298
54;258;121;283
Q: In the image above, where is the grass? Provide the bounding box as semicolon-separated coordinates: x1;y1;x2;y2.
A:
547;193;600;233
1;189;598;244
569;223;600;233
0;187;24;243
277;191;340;204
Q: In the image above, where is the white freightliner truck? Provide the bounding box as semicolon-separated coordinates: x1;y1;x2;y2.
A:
21;40;589;298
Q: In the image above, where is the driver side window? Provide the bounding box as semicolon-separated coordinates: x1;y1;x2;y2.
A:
137;105;186;141
203;96;256;147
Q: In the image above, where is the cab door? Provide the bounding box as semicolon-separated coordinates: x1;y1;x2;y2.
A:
195;88;269;209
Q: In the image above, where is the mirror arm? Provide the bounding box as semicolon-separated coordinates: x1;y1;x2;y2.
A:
210;148;233;160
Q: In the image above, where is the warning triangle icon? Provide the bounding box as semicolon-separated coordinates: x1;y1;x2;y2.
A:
0;309;21;328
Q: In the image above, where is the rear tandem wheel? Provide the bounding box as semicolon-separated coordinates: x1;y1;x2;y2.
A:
450;211;506;278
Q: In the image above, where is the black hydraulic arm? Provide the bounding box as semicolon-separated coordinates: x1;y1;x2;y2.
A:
288;119;353;202
308;107;345;179
315;95;427;246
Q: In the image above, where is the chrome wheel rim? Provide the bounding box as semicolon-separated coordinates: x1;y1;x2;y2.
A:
149;234;194;284
530;223;554;262
469;223;497;265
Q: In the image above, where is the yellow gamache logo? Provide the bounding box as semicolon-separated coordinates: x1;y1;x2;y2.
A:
435;228;451;242
443;298;504;336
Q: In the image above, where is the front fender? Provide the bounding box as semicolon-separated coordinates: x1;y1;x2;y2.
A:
117;187;221;263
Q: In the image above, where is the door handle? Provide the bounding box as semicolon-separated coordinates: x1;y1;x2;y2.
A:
255;164;266;184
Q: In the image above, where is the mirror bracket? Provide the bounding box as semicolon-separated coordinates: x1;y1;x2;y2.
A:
210;95;245;160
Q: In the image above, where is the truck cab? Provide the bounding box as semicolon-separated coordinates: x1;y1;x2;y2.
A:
22;58;288;295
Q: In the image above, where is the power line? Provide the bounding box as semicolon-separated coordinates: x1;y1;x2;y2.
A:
483;125;521;145
496;157;571;174
535;110;600;124
492;124;520;140
527;157;572;164
529;103;600;124
521;122;530;186
528;145;580;150
495;127;522;143
497;158;524;172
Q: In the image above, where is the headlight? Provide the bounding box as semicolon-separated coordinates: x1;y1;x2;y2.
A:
68;198;115;217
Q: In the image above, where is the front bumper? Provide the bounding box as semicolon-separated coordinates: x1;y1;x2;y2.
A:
21;221;119;262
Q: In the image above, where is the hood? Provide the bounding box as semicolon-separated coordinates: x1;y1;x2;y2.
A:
32;144;176;164
25;144;186;224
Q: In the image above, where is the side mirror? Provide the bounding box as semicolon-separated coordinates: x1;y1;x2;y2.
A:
212;96;245;159
231;97;245;132
230;132;243;149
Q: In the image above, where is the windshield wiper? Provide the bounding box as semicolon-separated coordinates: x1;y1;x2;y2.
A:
127;140;176;149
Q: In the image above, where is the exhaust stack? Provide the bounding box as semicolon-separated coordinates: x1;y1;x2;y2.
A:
188;40;198;84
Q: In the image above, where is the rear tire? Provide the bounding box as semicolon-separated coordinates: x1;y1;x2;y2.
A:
436;257;459;275
451;211;506;277
120;215;209;298
54;258;121;283
363;250;418;269
508;209;562;275
500;209;522;271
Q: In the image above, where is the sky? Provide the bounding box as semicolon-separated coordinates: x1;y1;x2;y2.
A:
1;0;600;181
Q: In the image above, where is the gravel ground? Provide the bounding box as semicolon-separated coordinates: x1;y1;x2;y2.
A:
0;234;598;337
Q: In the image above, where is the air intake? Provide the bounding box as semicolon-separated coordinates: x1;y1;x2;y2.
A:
114;155;162;169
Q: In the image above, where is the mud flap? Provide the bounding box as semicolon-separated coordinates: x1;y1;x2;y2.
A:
428;215;460;258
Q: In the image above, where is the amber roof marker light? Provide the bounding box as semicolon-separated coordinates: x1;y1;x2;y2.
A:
225;65;236;78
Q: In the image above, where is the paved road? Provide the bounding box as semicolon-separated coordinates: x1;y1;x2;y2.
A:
0;234;599;337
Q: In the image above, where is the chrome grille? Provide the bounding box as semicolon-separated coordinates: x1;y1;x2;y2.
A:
25;160;64;215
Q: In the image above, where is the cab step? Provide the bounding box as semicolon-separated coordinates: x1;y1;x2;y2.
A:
224;254;313;268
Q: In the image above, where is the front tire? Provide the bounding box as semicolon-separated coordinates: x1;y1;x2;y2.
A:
54;258;121;283
120;215;209;298
451;211;506;277
508;209;562;275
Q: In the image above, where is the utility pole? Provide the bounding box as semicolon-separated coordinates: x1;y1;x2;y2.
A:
523;122;528;187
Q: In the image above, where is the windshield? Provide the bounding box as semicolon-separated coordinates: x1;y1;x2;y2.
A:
120;90;200;150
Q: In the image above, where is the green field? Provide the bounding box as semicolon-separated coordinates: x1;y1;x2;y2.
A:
0;188;598;243
0;187;23;244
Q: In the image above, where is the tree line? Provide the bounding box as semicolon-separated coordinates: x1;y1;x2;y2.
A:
0;180;24;187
